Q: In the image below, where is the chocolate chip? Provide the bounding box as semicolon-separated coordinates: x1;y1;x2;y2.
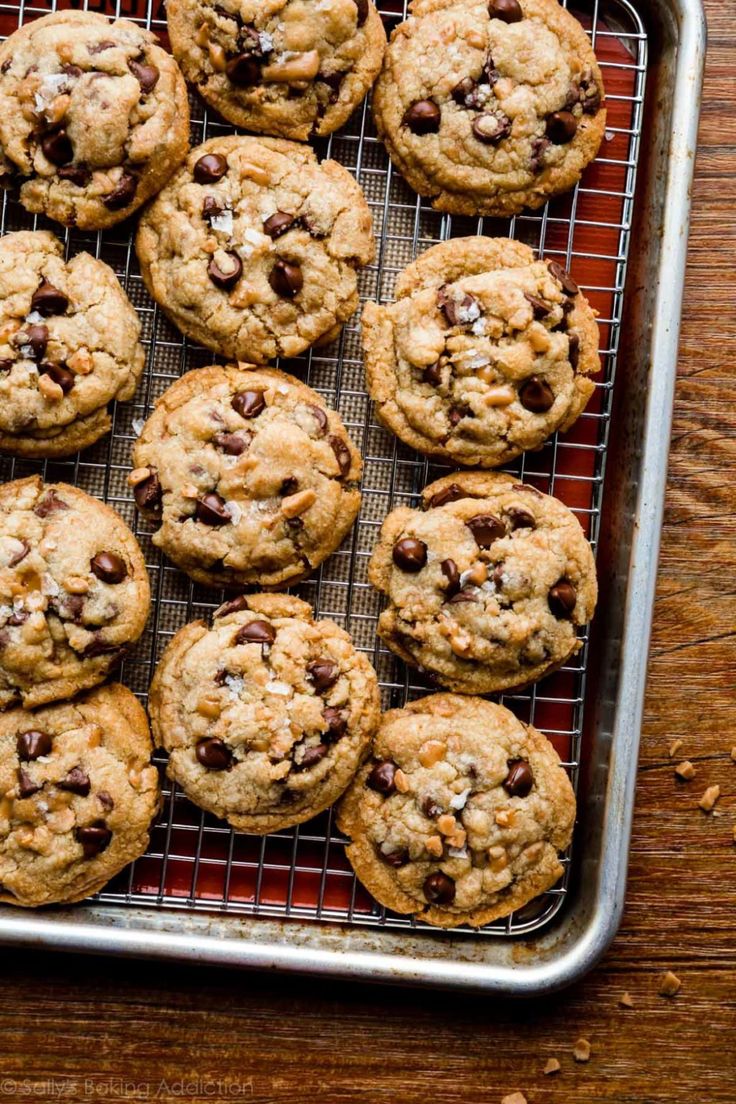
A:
378;847;410;867
31;280;69;316
0;359;12;373
441;558;461;597
208;251;243;290
546;110;578;144
133;469;162;514
8;540;30;567
103;172;138;210
90;551;127;584
323;706;347;741
40;362;75;395
213;594;250;619
306;403;328;436
503;758;534;797
354;0;369;24
548;578;577;618
307;658;339;694
226;53;261;85
448;406;465;428
472;112;511;144
423;361;443;386
41;128;73;166
489;0;523;20
449;588;479;604
403;99;441;134
58;766;91;796
76;821;112;858
452;77;477;105
547;263;579;298
329;435;352;478
231;390;265;418
34;489;68;516
504;505;536;530
196;738;233;770
98;791;115;811
367;759;397;795
263;211;295;239
128;58;160;93
568;332;580;369
193;152;228;184
421;796;442;818
426;483;466;509
423;871;456;905
580;77;602;115
392;537;427;572
234;619;275;645
58;593;84;623
530;135;550;173
89;40;115;53
294;743;329;770
437;285;479;327
280;476;299;496
524;293;551;319
18;323;48;360
519;375;555;412
269;259;303;298
202;195;223;222
195;492;231;525
17;730;52;761
466;514;505;547
18;769;42;799
58;163;91;187
213;431;247;456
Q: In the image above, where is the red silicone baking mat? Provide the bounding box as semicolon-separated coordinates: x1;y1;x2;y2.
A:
0;0;646;936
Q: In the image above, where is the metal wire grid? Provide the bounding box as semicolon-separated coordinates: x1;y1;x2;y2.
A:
0;0;647;938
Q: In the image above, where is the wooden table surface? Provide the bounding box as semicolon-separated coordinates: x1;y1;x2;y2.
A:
1;3;734;1101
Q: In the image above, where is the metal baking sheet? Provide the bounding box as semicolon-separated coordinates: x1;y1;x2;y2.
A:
0;0;705;991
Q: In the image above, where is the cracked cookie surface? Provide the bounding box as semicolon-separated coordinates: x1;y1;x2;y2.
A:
135;135;374;363
363;237;599;467
368;471;597;694
0;231;145;458
149;593;381;833
337;692;575;927
0;477;150;710
373;0;606;216
131;365;362;589
0;11;190;230
0;683;160;907
167;0;386;141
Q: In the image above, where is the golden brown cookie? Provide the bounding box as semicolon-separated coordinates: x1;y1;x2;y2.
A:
0;683;160;908
0;11;190;230
130;364;362;589
338;692;575;928
373;0;606;216
149;593;381;833
368;471;597;694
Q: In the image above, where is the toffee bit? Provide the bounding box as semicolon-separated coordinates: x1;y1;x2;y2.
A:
674;760;696;781
668;738;684;757
573;1037;591;1063
543;1057;561;1075
619;991;634;1008
501;1095;527;1104
658;970;682;997
698;784;720;813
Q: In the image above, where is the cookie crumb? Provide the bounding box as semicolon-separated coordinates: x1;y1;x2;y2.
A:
501;1094;527;1104
668;738;684;757
699;784;720;813
544;1058;561;1075
675;760;696;781
573;1037;591;1063
619;991;634;1008
659;970;682;997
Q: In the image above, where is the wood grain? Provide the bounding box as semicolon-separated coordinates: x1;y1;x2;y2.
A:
0;3;735;1101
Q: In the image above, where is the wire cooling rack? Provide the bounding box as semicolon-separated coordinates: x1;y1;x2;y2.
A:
0;0;646;938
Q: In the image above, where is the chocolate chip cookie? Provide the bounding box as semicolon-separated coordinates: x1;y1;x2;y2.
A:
338;692;575;927
0;683;160;908
136;135;374;363
149;593;381;833
0;477;150;710
0;230;145;459
167;0;386;141
373;0;606;217
363;237;599;467
368;471;597;693
130;364;362;590
0;11;190;230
